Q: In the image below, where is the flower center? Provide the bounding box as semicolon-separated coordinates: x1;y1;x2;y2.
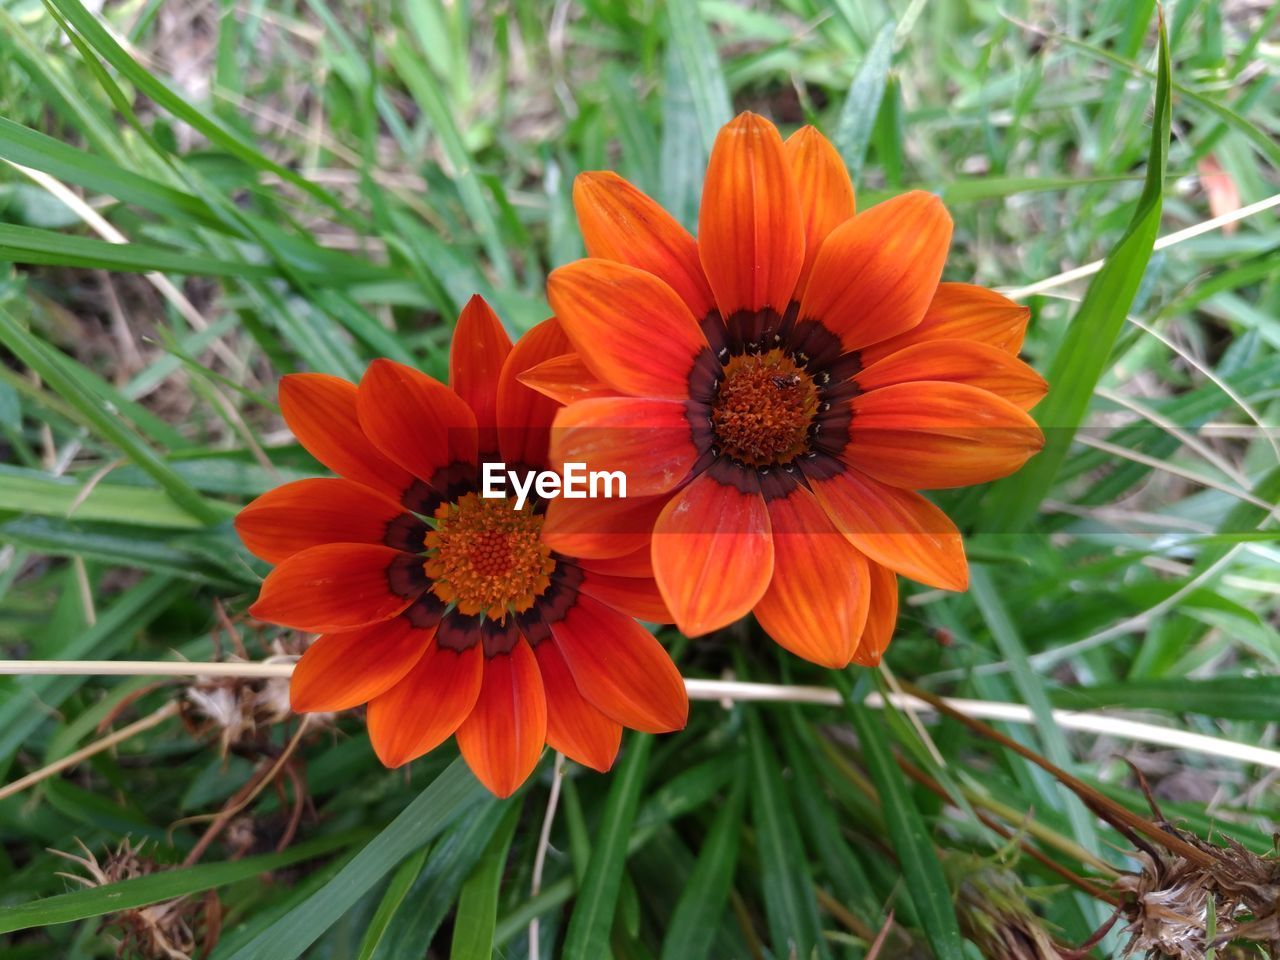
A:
711;349;819;468
423;492;555;620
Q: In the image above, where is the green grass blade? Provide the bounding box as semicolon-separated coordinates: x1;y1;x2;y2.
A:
834;19;895;182
562;734;652;957
835;673;965;959
223;759;485;960
659;762;744;960
449;801;521;960
0;310;223;525
355;847;430;960
745;709;828;960
987;10;1171;531
0;832;362;934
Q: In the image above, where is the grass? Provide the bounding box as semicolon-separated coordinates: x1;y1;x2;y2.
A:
0;0;1278;957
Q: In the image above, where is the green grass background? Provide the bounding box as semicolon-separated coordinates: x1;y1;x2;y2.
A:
0;0;1277;957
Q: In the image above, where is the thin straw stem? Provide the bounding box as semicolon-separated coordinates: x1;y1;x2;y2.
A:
2;660;1277;770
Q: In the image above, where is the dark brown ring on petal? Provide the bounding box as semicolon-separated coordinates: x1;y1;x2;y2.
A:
481;617;521;657
403;591;447;630
515;559;583;646
383;513;430;553
400;460;479;515
386;552;430;599
436;610;482;651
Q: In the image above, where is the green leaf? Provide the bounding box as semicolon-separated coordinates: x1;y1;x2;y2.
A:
0;466;222;528
745;709;828;960
659;762;744;960
449;801;521;960
223;759;485;960
0;310;234;526
562;734;652;957
355;847;430;960
835;673;965;960
1050;676;1280;720
987;10;1171;530
0;831;361;933
834;20;895;181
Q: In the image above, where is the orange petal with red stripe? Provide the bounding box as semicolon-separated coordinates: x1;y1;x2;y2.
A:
579;570;673;623
249;543;419;633
497;317;572;468
550;397;697;497
235;478;419;564
799;191;952;352
550;593;687;733
848;381;1044;489
852;562;898;667
518;353;615;406
357;359;477;484
541;494;669;560
807;466;967;591
450;295;512;452
699;112;804;315
784;126;855;295
755;487;869;667
456;642;547;797
367;639;483;768
548;259;707;399
652;472;774;636
290;617;430;713
574;171;716;318
279;373;416;502
534;639;622;773
861;283;1031;366
857;340;1047;410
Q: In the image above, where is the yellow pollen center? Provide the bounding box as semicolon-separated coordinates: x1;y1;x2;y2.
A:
423;493;555;620
712;349;819;467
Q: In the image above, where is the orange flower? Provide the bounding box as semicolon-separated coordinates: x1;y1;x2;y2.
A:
530;113;1046;669
235;296;688;797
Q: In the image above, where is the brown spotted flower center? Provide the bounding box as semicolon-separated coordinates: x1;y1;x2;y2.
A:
711;349;820;467
424;492;555;620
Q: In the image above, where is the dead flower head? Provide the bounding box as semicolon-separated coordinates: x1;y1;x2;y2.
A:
50;838;215;959
947;853;1071;960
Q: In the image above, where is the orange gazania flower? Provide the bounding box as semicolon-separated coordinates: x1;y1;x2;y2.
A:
530;113;1046;669
234;297;688;797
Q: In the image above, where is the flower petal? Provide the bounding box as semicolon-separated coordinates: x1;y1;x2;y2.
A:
357;359;478;485
278;373;417;501
852;562;898;667
541;493;669;560
235;478;425;564
652;472;773;636
450;295;512;453
249;543;421;633
860;282;1030;366
807;465;967;590
799;191;952;352
456;642;547;797
755;487;869;667
291;617;430;713
699;112;804;316
534;639;622;773
550;593;687;733
518;353;616;406
579;570;673;623
847;381;1044;489
785;126;855;296
367;639;483;768
574;171;716;318
550;397;697;497
579;545;653;578
857;340;1047;410
497;317;572;469
548;259;708;399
